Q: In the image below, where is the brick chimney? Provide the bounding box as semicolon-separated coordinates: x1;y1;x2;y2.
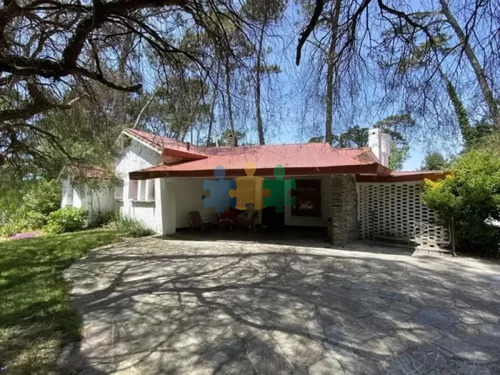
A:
368;128;391;168
227;133;237;147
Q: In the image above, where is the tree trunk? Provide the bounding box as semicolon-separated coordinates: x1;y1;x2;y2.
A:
255;23;266;145
324;0;342;145
132;92;156;129
439;0;499;130
113;33;134;123
224;55;236;133
207;89;217;146
438;68;473;147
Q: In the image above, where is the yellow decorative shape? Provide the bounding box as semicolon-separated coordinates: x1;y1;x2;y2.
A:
229;162;270;210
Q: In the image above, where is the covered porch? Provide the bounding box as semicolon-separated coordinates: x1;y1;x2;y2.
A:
151;173;345;243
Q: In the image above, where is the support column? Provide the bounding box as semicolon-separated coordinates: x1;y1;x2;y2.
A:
155;178;176;235
331;174;359;246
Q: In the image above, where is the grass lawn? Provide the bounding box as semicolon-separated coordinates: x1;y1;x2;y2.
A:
0;229;125;374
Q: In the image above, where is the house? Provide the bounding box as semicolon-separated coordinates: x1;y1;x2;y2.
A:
61;128;448;248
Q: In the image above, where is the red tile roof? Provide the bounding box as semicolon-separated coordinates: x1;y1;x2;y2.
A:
125;129;449;181
125;129;391;179
125;128;207;160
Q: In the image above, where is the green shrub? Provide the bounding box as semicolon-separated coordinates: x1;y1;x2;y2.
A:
26;210;48;229
0;215;30;237
88;210;116;228
422;149;500;256
107;216;154;237
23;180;62;216
44;207;87;234
0;188;25;223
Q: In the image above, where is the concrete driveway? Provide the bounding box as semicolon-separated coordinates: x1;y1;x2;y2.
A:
63;238;500;375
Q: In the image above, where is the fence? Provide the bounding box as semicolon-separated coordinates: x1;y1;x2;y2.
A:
357;181;449;250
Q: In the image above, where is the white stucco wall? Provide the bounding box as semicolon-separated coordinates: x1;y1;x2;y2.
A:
62;135;339;234
61;178;115;214
61;178;73;207
115;137;163;232
170;178;216;228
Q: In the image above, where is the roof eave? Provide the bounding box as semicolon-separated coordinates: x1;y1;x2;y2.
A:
356;171;448;183
163;148;207;160
122;129;163;154
129;163;385;180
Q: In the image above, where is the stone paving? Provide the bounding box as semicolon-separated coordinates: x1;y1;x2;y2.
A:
62;237;500;374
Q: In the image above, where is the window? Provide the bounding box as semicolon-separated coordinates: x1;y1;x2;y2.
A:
114;183;124;200
128;180;138;199
292;179;321;217
128;180;155;202
147;180;155;201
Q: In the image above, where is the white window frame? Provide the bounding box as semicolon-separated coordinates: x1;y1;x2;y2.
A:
129;179;155;202
114;182;124;201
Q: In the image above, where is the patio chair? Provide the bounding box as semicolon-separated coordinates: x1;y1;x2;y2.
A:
216;210;239;231
238;209;259;232
189;211;208;232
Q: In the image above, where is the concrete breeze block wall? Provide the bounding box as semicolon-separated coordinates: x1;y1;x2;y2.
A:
331;174;359;246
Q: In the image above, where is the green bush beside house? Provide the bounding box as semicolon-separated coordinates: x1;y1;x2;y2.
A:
422;146;500;256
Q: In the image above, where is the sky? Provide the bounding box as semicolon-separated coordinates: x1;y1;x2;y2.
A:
138;0;472;170
224;0;461;171
269;1;473;170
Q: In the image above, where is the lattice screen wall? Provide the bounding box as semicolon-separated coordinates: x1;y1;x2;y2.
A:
357;182;449;249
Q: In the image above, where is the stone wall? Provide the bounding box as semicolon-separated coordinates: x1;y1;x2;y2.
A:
331;175;359;246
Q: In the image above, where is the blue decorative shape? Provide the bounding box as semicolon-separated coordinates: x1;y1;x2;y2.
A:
203;165;236;214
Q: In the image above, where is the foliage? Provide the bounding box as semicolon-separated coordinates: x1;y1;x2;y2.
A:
422;152;449;171
134;80;211;142
207;130;247;147
422;149;500;255
44;207;87;234
26;210;48;229
242;0;286;145
328;116;413;170
107;216;155;238
0;188;24;221
308;136;325;143
332;126;368;147
0;179;61;236
88;210;116;229
35;102;121;179
0;213;30;237
388;144;410;171
0;229;123;374
23;180;62;216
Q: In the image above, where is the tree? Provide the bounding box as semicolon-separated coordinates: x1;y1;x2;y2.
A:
326;115;414;170
297;0;353;145
377;10;495;148
439;0;500;130
0;0;257;165
332;126;368;148
242;0;285;145
388;145;409;171
422;145;500;256
294;0;499;147
375;115;414;170
323;0;342;145
422;152;448;171
132;79;210;142
207;129;246;147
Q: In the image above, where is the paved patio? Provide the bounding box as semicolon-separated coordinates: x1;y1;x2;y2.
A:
62;237;500;374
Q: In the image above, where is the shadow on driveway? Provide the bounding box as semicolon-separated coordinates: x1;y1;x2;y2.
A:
63;238;500;374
